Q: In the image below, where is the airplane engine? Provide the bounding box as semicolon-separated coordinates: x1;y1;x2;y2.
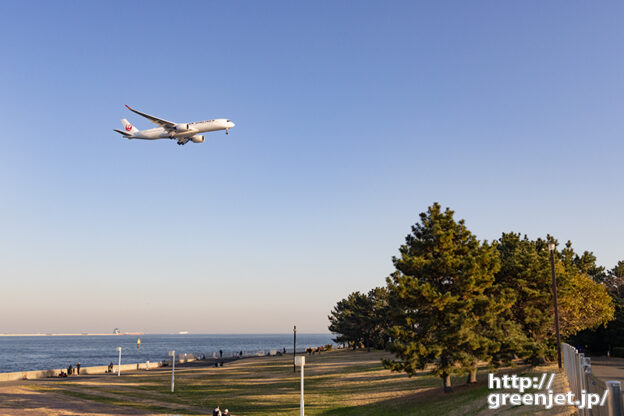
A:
191;134;205;143
175;123;189;131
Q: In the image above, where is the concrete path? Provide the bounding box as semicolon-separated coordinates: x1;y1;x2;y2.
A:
589;356;624;386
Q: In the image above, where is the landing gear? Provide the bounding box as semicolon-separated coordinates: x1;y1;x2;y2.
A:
177;141;185;145
225;128;229;135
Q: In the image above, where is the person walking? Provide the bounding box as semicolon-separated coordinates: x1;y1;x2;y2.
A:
223;409;230;415
219;349;223;358
76;362;81;375
67;364;73;376
212;405;222;416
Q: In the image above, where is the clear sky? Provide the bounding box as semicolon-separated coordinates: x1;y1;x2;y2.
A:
1;1;623;334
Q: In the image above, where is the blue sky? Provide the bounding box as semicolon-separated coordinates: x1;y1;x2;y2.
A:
1;1;623;333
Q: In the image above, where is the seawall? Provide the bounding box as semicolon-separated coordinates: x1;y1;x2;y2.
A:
0;354;198;382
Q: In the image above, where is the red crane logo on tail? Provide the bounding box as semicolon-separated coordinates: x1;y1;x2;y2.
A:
125;124;133;132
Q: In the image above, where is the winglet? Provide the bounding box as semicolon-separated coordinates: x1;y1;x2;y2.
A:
121;105;176;128
113;128;132;138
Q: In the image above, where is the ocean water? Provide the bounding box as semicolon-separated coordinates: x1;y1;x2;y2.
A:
0;334;334;373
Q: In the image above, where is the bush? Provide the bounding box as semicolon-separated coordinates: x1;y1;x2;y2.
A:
612;347;624;358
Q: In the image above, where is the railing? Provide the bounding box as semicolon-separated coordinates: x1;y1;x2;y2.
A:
562;343;623;416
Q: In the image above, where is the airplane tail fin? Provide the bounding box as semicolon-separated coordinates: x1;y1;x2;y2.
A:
121;119;139;135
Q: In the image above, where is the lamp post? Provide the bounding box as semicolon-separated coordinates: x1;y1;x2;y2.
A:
295;355;305;416
169;350;175;392
116;347;122;376
293;325;297;373
549;242;562;369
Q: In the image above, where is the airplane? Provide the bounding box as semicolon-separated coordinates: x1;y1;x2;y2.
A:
113;105;235;145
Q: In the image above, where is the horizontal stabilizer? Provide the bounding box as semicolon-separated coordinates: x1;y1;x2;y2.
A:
113;129;132;137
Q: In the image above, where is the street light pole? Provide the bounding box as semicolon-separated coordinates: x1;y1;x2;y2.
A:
293;325;297;373
169;350;175;392
295;356;305;416
549;242;562;369
116;347;122;376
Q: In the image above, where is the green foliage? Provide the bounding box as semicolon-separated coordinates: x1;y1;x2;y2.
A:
383;203;501;390
572;250;607;282
604;261;624;297
330;202;617;392
328;291;368;348
493;235;614;363
328;287;390;351
493;233;552;363
569;281;624;354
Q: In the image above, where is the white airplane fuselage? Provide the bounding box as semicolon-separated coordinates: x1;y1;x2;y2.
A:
115;106;235;145
132;119;234;140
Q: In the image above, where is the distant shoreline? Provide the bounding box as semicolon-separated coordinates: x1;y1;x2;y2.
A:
0;332;331;337
0;333;144;337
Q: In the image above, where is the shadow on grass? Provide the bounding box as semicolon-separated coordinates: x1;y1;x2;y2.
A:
0;390;150;415
319;383;491;416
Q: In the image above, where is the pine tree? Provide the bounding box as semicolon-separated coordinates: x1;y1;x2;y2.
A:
328;292;369;349
328;288;391;351
367;287;392;350
494;233;552;363
604;261;624;297
383;203;501;392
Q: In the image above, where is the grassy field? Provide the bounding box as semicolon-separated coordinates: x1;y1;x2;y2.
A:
29;350;572;415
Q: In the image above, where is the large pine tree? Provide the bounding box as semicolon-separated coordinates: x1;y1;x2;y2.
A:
383;203;501;391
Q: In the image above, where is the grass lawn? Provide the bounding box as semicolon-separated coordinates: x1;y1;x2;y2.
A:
34;350;570;415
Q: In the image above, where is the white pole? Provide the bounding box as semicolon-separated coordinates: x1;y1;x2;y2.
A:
117;347;122;377
300;362;304;416
607;381;623;416
169;350;176;393
171;352;175;393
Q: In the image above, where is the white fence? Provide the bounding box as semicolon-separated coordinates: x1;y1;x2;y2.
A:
562;343;623;416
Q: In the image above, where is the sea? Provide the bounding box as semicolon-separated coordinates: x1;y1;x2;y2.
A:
0;333;334;373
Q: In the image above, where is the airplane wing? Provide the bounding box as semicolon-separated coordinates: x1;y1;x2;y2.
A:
125;105;177;130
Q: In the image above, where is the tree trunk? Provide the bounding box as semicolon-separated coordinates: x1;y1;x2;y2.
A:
366;334;371;352
442;372;453;393
467;368;477;384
